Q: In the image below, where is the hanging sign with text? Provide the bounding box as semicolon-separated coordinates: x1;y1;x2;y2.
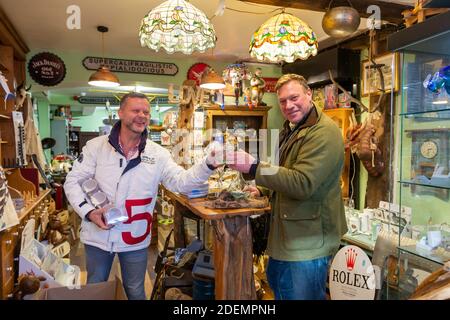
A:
82;57;178;76
28;52;66;86
329;245;376;300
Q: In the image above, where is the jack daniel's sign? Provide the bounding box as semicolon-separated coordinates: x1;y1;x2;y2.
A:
82;57;178;76
28;52;66;86
329;246;376;300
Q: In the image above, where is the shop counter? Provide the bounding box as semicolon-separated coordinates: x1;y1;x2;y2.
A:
163;188;270;300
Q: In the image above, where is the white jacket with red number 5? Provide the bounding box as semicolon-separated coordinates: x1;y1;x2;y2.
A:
64;123;212;253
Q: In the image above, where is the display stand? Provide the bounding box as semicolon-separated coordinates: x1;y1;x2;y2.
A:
164;188;270;300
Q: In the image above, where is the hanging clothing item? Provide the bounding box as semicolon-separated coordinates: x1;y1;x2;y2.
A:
24;96;47;172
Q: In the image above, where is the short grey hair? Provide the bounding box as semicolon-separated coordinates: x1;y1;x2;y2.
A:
120;92;149;108
275;74;310;92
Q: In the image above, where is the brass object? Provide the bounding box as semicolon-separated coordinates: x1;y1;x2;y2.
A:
322;1;360;38
88;66;120;85
200;69;225;90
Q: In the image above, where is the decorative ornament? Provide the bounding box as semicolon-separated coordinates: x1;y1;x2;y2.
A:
187;62;211;86
249;11;318;63
139;0;217;54
423;65;450;95
322;0;360;39
222;63;251;106
249;68;266;107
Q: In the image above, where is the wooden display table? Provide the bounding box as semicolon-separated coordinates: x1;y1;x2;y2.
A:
163;188;270;300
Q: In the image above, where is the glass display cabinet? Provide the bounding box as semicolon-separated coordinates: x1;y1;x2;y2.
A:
387;11;450;300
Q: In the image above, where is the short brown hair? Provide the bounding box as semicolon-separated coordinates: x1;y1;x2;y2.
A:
275;74;310;92
120;92;149;108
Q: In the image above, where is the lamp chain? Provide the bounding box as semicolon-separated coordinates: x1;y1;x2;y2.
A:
101;31;105;64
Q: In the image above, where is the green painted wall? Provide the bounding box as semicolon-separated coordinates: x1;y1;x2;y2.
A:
36;98;51;160
69;108;109;132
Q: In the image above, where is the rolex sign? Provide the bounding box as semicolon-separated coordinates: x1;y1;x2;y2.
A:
329;245;376;300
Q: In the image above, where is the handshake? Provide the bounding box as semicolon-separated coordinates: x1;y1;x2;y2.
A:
206;141;257;173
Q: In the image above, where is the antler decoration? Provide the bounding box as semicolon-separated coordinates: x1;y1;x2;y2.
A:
328;69;369;114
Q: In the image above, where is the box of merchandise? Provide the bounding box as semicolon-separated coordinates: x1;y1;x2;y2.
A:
19;219;80;289
27;277;127;300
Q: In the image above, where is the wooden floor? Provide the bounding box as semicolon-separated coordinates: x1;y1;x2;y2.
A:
69;240;159;299
68;221;274;300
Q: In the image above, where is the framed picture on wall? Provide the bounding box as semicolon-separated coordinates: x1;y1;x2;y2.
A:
324;84;338;109
312;87;325;109
362;52;400;96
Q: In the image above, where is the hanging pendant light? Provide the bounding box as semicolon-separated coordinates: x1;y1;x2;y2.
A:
139;0;216;55
200;68;225;90
88;26;120;87
322;0;360;38
249;11;318;63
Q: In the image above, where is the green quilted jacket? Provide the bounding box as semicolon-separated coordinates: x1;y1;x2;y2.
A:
255;106;348;261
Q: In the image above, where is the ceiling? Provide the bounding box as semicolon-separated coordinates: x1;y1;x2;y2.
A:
0;0;414;62
0;0;415;101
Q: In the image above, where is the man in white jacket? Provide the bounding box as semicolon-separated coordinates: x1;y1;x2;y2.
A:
64;92;218;300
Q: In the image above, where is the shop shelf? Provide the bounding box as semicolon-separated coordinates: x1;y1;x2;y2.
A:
399;180;450;190
398;245;446;266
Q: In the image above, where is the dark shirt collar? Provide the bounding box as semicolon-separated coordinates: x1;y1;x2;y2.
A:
281;104;318;140
108;121;148;156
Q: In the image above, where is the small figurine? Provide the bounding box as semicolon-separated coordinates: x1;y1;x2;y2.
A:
14;83;32;111
423;65;450;95
222;63;251;107
243;87;254;109
250;68;266;107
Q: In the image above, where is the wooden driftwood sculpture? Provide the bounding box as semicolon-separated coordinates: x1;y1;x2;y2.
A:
164;287;192;300
204;190;268;209
409;262;450;300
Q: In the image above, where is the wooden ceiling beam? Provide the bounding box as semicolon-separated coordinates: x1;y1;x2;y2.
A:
239;0;411;23
0;5;29;60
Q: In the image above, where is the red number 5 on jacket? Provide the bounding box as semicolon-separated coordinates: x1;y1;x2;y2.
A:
122;198;153;245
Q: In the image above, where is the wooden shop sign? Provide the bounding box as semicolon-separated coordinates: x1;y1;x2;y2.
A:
82;57;178;76
28;52;66;86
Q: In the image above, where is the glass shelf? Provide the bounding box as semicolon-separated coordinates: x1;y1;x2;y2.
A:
398;245;446;266
400;107;450;117
399;180;450;190
387;11;450;300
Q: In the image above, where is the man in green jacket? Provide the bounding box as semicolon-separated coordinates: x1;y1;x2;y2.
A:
227;74;347;300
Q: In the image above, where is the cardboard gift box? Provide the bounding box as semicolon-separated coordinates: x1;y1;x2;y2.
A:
27;277;127;300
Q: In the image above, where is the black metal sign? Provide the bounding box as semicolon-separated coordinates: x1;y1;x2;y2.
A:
82;57;178;76
28;52;66;86
77;96;120;105
77;96;169;105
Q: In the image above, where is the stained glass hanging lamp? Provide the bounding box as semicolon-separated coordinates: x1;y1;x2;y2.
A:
249;11;318;63
139;0;217;54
